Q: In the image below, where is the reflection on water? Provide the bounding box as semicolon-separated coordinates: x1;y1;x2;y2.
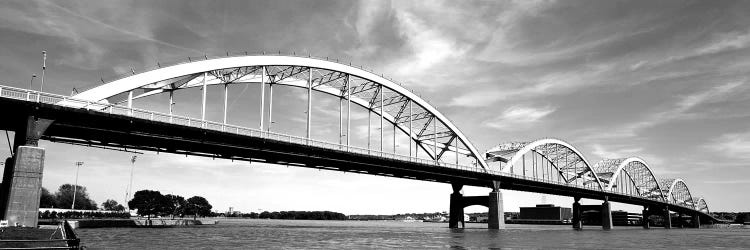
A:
76;219;750;249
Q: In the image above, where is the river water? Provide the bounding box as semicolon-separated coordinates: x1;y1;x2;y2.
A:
76;219;749;249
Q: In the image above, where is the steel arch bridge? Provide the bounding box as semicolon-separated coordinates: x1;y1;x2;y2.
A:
72;55;488;170
485;139;709;213
0;54;717;229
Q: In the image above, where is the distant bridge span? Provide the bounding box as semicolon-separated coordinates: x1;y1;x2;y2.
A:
0;54;717;229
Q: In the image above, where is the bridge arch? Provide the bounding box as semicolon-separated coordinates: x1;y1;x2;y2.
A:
660;178;696;209
592;157;666;202
694;197;709;213
70;55;488;170
485;138;604;190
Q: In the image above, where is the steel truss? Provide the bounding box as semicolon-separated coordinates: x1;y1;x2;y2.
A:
485;138;604;190
70;55;487;170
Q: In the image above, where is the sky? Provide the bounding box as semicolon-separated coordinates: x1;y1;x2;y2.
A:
1;0;749;214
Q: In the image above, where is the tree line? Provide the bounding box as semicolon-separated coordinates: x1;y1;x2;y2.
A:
127;190;213;219
225;211;347;220
40;184;126;211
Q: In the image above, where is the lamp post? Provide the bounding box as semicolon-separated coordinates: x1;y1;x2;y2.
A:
29;75;36;89
40;51;46;92
72;161;83;210
125;155;137;210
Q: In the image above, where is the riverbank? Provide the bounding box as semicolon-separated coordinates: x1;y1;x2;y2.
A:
39;218;217;229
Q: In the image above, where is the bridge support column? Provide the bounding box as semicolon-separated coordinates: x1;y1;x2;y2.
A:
449;183;464;229
601;197;612;230
1;147;45;228
572;197;582;230
663;206;672;229
487;181;504;229
692;213;700;228
642;207;650;229
0;116;52;228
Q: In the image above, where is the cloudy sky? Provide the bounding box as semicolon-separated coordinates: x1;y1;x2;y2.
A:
1;0;749;214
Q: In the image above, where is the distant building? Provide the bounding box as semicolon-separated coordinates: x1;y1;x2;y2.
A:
582;210;642;226
517;204;572;223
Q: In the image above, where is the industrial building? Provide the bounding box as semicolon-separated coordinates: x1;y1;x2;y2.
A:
514;204;573;224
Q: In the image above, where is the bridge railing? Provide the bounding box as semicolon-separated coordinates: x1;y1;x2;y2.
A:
0;85;483;174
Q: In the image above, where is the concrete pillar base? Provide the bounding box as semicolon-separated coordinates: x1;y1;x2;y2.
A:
601;199;613;230
488;190;504;229
664;207;672;229
572;197;582;230
449;184;464;229
692;213;700;228
2;146;45;227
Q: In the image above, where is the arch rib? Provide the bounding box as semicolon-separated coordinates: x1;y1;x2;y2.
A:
70;55;488;170
593;157;666;202
660;178;696;209
485;138;604;190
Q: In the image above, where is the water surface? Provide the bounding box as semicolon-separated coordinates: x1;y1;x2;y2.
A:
77;219;750;249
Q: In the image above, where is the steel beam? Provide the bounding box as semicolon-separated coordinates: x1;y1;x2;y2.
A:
260;66;266;131
201;72;207;121
346;75;351;146
306;68;312;140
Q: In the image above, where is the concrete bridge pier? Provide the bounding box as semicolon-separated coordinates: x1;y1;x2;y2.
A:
642;206;651;229
448;181;504;229
448;183;465;228
663;206;672;229
572;197;582;230
0;116;52;228
601;196;613;230
487;181;504;230
692;213;700;228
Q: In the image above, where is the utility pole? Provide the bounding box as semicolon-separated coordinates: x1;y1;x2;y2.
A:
125;155;137;210
29;75;36;89
40;51;46;92
72;161;83;210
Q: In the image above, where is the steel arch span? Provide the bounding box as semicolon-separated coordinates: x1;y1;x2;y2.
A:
694;197;709;213
592;157;666;202
70;55;489;170
485;138;604;190
660;178;697;209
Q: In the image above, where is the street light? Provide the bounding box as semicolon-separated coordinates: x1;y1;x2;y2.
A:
72;161;83;210
40;51;46;92
125;155;137;210
29;75;36;89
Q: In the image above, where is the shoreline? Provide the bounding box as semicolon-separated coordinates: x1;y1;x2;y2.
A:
39;218;217;229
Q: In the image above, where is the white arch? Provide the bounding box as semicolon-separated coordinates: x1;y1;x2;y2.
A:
601;157;666;201
71;55;489;170
662;178;696;209
696;197;709;213
487;138;604;190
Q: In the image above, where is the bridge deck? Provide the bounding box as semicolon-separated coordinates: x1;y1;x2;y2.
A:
0;86;711;219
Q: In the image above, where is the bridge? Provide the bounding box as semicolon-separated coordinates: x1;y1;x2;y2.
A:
0;54;717;229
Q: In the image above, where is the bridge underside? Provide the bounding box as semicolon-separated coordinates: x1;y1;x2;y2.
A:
0;98;717;225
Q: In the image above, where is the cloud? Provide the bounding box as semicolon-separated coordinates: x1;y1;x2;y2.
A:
696;29;750;55
702;179;750;184
705;130;750;161
483;105;555;131
581;80;747;141
346;0;393;57
676;81;745;112
448;90;503;107
391;10;468;75
590;144;643;159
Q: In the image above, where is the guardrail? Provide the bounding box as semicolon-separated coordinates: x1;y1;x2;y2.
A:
0;85;700;212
